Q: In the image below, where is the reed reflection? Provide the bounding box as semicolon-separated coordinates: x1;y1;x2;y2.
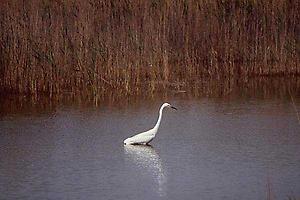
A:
124;145;167;197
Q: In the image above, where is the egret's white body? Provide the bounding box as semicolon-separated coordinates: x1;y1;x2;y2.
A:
123;103;177;145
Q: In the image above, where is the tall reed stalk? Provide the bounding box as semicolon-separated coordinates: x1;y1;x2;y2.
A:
0;0;299;96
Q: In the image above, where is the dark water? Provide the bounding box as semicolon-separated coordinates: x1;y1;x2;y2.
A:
1;85;300;199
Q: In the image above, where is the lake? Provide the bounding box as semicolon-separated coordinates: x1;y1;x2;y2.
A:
0;78;300;200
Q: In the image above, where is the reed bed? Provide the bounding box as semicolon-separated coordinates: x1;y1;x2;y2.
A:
0;0;299;96
1;77;299;115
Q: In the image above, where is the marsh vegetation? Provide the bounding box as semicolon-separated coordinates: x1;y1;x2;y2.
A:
0;0;299;96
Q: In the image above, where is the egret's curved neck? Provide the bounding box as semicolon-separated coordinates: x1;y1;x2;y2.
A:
153;105;164;132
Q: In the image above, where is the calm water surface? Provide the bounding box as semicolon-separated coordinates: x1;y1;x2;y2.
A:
0;94;300;200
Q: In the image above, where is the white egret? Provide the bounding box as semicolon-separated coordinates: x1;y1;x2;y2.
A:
123;103;177;145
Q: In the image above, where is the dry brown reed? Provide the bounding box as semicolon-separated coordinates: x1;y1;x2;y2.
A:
0;0;299;96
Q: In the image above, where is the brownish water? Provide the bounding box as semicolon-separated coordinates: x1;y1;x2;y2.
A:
0;78;300;200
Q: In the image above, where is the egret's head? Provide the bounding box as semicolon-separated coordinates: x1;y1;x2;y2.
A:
162;102;177;110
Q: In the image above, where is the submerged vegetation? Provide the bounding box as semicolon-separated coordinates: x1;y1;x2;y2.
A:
0;0;299;96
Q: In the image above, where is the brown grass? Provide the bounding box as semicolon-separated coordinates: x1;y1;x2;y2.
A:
0;0;299;96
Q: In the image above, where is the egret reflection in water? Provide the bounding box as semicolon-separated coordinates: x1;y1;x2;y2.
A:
124;145;167;197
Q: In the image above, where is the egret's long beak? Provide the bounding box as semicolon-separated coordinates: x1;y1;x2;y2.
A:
171;106;177;110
